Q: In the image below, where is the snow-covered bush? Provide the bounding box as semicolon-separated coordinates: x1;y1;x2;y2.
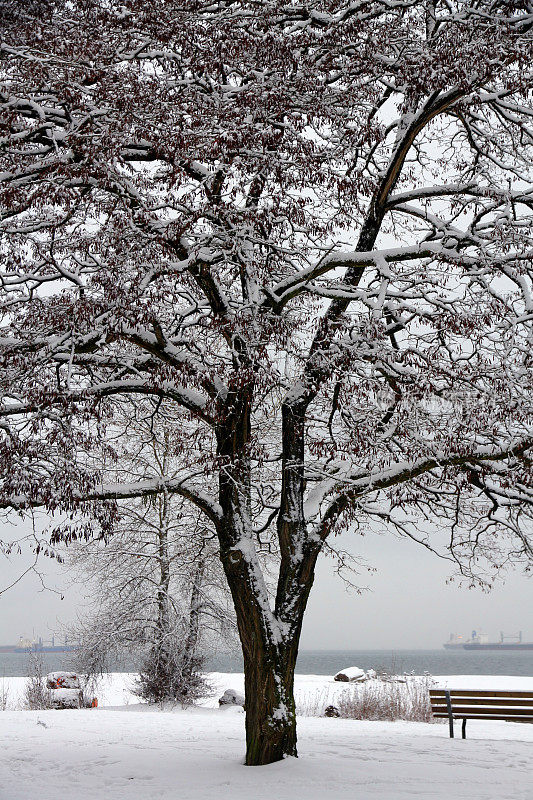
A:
1;678;9;711
135;643;210;706
297;676;434;722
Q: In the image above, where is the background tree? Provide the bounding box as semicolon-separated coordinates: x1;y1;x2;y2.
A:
68;494;229;703
69;403;235;701
1;0;533;765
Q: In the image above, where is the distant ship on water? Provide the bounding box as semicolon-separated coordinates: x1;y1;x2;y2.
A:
444;630;533;651
0;635;77;654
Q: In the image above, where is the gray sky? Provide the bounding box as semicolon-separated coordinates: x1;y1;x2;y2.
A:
300;528;532;649
1;515;531;650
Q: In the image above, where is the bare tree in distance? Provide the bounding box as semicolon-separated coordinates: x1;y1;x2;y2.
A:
1;1;533;764
69;403;236;701
70;492;234;703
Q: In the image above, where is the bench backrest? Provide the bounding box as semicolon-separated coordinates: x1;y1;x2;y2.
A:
429;689;533;721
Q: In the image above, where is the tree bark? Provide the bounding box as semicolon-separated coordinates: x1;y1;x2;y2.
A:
181;559;204;682
242;641;298;765
218;520;301;764
156;490;171;651
220;528;319;765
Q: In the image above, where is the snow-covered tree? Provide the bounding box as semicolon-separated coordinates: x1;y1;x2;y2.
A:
69;403;235;701
1;1;533;764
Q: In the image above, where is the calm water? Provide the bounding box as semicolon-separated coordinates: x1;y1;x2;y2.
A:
1;648;532;678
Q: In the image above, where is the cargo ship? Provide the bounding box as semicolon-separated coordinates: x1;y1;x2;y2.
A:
444;631;533;651
443;633;468;649
10;635;77;653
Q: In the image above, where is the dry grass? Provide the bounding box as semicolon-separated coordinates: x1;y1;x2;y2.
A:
296;676;434;722
1;678;9;711
23;653;54;710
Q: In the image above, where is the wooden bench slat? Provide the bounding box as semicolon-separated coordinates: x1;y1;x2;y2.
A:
429;689;533;699
432;713;533;722
430;697;533;708
432;708;533;715
431;705;533;716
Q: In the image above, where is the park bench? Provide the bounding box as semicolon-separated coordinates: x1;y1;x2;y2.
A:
429;689;533;738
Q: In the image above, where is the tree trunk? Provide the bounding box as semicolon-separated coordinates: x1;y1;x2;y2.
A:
243;645;298;765
216;384;314;765
221;538;316;765
181;559;204;682
219;512;304;765
156;490;171;651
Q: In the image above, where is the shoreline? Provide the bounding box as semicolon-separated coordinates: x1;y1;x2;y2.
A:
2;670;532;712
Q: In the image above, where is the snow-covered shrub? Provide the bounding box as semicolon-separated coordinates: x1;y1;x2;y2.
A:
296;676;434;721
295;688;330;717
135;643;210;706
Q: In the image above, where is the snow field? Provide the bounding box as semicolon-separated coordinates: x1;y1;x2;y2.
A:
1;672;532;800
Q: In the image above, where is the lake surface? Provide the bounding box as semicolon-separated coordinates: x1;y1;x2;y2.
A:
1;648;532;678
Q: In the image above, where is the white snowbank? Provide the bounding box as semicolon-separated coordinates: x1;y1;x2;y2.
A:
1;672;532;800
333;666;366;682
3;671;532;711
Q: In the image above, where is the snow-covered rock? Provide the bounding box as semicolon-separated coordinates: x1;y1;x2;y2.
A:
218;689;245;707
333;667;366;683
46;672;81;690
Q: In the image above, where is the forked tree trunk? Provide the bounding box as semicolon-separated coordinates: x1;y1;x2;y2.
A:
216;387;315;765
222;549;314;765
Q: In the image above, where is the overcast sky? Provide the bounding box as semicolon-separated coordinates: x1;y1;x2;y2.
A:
1;513;531;651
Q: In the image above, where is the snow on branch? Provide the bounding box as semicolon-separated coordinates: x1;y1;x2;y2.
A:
0;476;223;526
1;1;533;679
309;438;533;539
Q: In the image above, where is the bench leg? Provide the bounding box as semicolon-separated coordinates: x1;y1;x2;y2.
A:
445;690;454;738
462;718;467;739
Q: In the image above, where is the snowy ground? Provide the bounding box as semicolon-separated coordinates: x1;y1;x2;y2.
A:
1;672;532;800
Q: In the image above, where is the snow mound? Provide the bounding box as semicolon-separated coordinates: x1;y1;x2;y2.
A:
218;689;245;707
334;667;366;682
